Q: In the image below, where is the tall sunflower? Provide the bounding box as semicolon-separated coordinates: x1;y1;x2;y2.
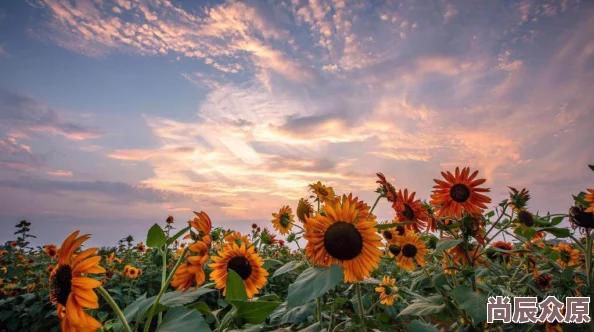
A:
393;189;429;233
309;181;336;204
50;231;105;332
304;194;383;283
395;232;427;271
271;206;294;235
553;243;580;267
430;167;491;218
374;276;398;306
44;244;58;258
209;243;268;299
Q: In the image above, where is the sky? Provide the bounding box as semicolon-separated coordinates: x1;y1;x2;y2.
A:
0;0;593;248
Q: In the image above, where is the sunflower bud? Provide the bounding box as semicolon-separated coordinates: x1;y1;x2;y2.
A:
287;233;296;243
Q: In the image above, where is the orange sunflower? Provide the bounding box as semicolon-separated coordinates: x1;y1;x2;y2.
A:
553;243;580;267
171;253;208;292
188;211;213;245
223;232;251;250
50;231;105;332
376;173;397;203
209;243;268;299
487;241;514;262
442;243;485;274
304;194;383;283
309;181;336;204
393;189;429;233
395;232;427;271
271;206;294;235
430;167;491;218
44;244;58;258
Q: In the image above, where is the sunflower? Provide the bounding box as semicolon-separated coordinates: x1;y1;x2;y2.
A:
223;232;251;250
585;189;594;213
304;194;383;283
10;241;17;249
27;283;36;293
260;228;279;245
395;232;427;271
376;173;397;203
171;254;208;292
569;205;594;231
442;243;485;274
271;206;294;235
47;264;57;274
536;273;552;290
44;244;58;258
50;230;105;332
0;250;7;257
106;252;121;264
374;276;398;306
517;210;535;227
209;243;268;299
309;181;336;204
166;215;174;224
393;189;429;233
136;242;146;253
430;167;491;218
188;211;213;245
553;243;580;267
296;198;314;224
487;241;514;262
508;187;531;212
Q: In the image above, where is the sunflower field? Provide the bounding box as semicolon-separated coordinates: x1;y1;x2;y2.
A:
1;166;594;332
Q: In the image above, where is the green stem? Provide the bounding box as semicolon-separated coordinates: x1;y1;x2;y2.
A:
355;283;364;321
507;256;526;292
366;195;382;220
315;297;323;323
97;286;132;332
158;246;168;326
143;247;188;332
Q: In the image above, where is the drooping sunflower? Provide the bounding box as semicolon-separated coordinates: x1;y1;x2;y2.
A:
374;276;398;306
209;243;268;299
223;232;251;250
309;181;336;204
296;198;314;224
585;189;594;213
553;243;580;267
271;206;294;235
430;167;491;218
50;231;105;332
487;241;514;262
569;205;594;231
376;173;397;203
304;194;383;283
395;232;427;271
44;244;58;258
393;189;429;233
171;254;208;292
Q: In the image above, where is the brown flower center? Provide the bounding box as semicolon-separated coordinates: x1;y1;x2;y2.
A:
50;265;72;306
280;213;291;228
228;256;253;280
402;204;415;220
395;226;405;235
450;184;471;203
383;230;393;240
388;245;401;256
518;210;535;227
318;188;328;196
324;222;363;261
402;244;418;258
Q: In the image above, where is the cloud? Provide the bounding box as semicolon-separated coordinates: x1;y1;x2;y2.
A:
0;89;101;140
0;137;44;171
0;44;8;57
47;170;73;177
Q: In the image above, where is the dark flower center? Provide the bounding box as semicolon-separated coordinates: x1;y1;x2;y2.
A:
129;269;136;275
323;222;363;261
560;250;571;263
51;265;72;306
395;226;405;235
402;204;415;220
280;213;291;228
383;230;393;240
402;244;418;258
569;206;594;229
388;245;401;256
450;184;471;203
518;210;535;227
318;188;328;196
228;256;253;280
537;275;550;288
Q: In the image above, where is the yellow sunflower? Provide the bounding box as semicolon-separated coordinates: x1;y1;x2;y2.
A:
296;198;314;224
374;276;398;306
50;231;105;332
585;188;594;213
223;232;251;250
106;252;121;264
430;167;491;218
43;244;58;258
125;266;142;279
393;189;429;233
309;181;336;204
553;243;580;267
271;206;294;235
304;194;383;283
136;242;146;253
395;232;427;271
209;243;268;299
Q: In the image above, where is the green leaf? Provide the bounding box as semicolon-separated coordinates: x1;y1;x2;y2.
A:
166;226;190;245
157;307;210;332
399;295;445;317
535;227;570;238
269;301;316;326
551;216;565;226
376;221;415;230
272;260;304;278
297;322;321;332
228;300;281;324
226;270;248;301
262;259;283;270
450;286;489;325
159;288;216;306
147;224;166;248
287;265;343;308
434;238;462;252
407;320;439;332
